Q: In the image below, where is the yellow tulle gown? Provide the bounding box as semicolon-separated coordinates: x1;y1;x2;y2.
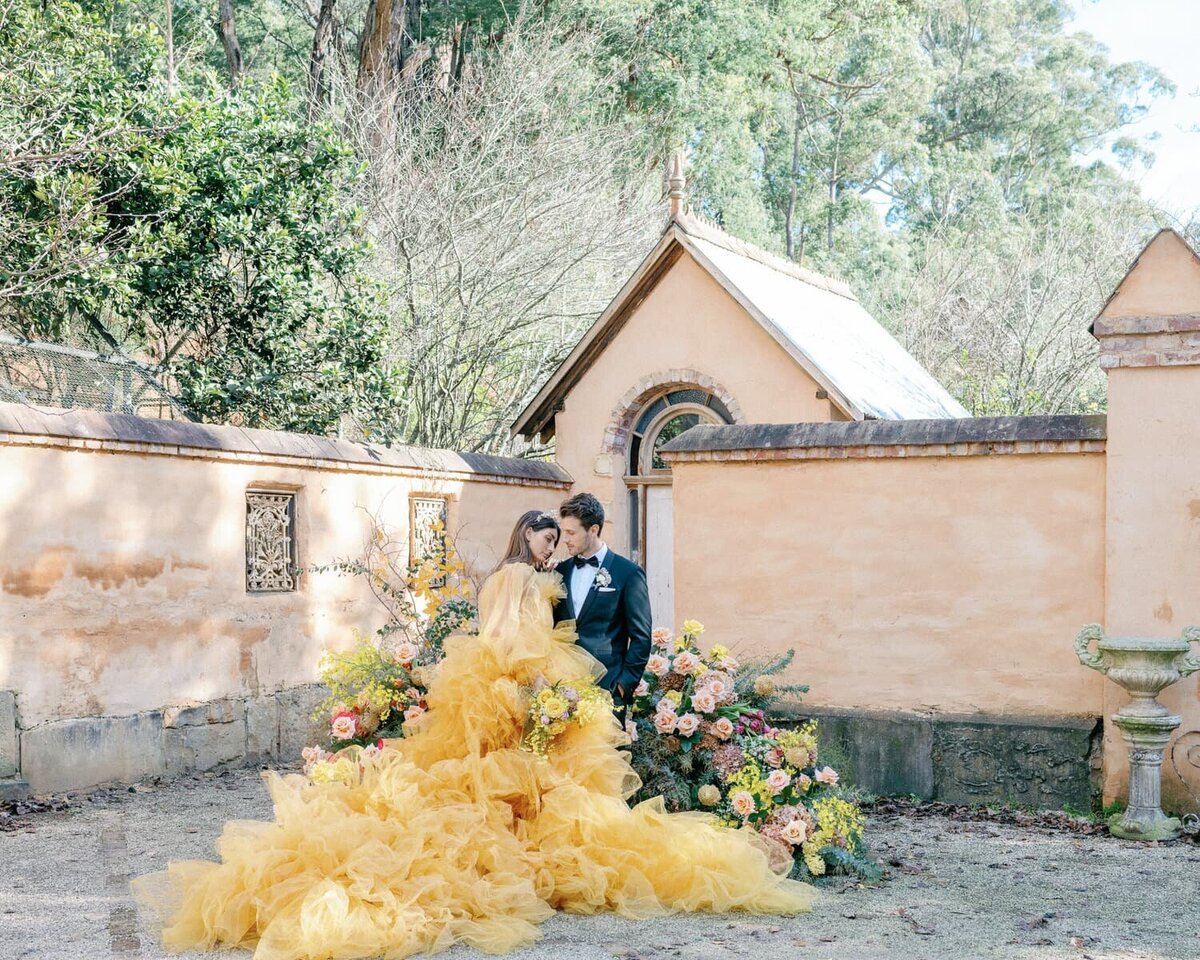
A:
133;564;812;959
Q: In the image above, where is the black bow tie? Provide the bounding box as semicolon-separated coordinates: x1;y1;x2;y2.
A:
573;555;600;568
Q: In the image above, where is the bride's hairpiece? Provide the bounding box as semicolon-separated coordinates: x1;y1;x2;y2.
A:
535;511;558;524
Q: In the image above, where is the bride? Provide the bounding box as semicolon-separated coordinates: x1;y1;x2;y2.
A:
133;510;812;959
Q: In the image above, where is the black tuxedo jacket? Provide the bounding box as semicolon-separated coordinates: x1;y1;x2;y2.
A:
553;549;653;705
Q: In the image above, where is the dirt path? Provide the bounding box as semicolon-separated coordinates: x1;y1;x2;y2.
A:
3;767;1198;960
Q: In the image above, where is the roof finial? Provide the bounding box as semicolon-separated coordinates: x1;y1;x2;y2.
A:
668;151;687;216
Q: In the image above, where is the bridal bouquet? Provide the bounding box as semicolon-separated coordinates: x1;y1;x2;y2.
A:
520;677;611;758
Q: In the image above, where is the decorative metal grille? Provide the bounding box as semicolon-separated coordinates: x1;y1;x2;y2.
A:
246;492;296;592
411;496;449;585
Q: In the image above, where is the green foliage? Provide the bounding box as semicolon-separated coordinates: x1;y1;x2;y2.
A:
2;0;399;434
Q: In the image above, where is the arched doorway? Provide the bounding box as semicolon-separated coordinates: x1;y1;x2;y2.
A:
625;388;734;625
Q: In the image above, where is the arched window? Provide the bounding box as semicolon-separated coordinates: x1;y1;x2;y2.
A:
626;388;733;562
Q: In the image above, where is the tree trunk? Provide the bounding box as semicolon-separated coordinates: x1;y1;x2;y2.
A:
307;0;337;121
786;96;801;261
217;0;245;88
165;0;176;94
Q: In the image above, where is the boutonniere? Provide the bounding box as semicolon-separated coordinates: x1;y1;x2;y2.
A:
594;568;612;589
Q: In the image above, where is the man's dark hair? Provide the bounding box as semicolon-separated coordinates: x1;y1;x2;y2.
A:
560;492;605;533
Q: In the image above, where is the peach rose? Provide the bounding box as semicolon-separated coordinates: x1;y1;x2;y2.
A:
766;769;791;794
690;691;716;714
717;655;740;672
330;713;357;740
673;651;700;675
675;713;700;737
655;696;677;716
404;705;426;724
815;766;839;786
394;642;419;665
651;627;673;648
653;711;677;735
712;717;735;740
781;818;808;845
645;654;670;677
731;790;756;818
634;680;650;699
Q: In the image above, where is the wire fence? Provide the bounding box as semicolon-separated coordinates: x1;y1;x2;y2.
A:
0;335;192;420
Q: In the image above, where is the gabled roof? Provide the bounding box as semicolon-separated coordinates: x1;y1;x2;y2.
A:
512;212;967;439
1090;228;1200;333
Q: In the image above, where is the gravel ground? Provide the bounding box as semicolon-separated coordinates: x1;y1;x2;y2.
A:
2;766;1199;960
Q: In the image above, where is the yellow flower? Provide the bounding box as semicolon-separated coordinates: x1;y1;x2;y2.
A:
693;662;709;677
665;690;683;706
697;784;721;807
708;644;729;659
754;676;776;697
681;619;705;637
674;638;687;652
543;696;569;720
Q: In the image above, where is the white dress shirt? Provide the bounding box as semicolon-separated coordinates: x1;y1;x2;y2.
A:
569;543;609;618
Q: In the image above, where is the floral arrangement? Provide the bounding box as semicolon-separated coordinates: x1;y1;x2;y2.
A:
310;517;473;747
520;676;611;758
301;740;385;786
629;621;877;881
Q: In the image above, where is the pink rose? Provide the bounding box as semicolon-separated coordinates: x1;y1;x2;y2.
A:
673;652;700;675
815;766;839;786
653;711;677;735
330;712;357;740
766;747;785;768
651;628;673;648
731;791;756;818
766;769;791;794
690;691;716;714
655;697;677;716
625;718;639;742
717;655;739;672
712;717;735;740
394;642;419;665
634;680;650;699
404;705;426;724
645;654;670;677
675;713;701;737
781;818;808;845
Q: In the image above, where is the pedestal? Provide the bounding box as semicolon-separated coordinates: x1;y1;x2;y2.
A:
1109;713;1182;841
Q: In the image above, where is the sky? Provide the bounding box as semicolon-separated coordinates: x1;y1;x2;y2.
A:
1068;0;1200;215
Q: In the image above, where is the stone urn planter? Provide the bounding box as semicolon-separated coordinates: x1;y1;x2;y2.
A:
1075;624;1200;840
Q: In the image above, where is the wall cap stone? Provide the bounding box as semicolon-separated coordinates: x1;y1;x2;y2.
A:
0;402;572;487
660;415;1107;462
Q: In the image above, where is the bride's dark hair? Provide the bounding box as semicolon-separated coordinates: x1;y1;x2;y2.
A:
495;510;561;571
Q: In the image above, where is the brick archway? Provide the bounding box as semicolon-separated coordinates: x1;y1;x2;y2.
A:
600;369;744;456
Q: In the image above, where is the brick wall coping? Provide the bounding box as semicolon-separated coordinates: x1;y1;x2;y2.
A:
660;415;1107;462
0;402;573;487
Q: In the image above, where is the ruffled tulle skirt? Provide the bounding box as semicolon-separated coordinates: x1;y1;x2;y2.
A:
133;567;812;958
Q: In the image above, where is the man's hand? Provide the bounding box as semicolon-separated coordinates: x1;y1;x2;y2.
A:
615;683;626;700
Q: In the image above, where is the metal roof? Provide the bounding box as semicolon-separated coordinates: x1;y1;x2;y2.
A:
512;213;967;438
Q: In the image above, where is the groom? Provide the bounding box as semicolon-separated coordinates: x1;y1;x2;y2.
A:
553;493;652;725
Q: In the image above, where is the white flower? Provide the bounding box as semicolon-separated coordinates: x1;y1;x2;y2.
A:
633;680;650;699
781;819;808;845
766;770;791;794
625;719;639;742
674;713;700;737
595;568;612;588
361;742;383;761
